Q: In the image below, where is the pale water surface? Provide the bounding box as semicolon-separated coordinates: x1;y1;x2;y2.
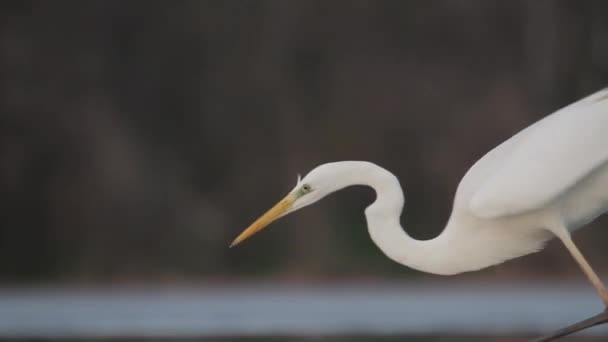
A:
1;282;607;340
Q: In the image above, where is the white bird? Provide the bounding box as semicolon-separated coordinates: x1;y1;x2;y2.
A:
231;88;608;338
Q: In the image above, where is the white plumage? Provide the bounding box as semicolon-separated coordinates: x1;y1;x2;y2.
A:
469;88;608;219
232;87;608;308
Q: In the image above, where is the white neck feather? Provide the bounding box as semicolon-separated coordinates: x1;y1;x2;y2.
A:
311;161;548;275
330;161;457;275
357;163;449;274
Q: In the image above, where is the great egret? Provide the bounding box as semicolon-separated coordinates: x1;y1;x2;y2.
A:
231;88;608;340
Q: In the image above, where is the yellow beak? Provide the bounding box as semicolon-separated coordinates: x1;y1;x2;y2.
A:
230;193;296;247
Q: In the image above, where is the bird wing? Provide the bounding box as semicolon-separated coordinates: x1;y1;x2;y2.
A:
469;88;608;219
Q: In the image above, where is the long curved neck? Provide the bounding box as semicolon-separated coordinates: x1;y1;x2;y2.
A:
313;161;543;275
341;162;455;275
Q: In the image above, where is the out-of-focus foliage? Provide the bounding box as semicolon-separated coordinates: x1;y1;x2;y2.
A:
0;0;607;283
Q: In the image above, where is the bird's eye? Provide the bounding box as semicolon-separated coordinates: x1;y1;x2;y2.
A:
301;184;312;193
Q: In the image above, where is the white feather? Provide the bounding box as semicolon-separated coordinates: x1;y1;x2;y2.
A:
469;88;608;218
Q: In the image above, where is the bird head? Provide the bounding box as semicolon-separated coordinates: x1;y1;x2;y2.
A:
230;163;350;247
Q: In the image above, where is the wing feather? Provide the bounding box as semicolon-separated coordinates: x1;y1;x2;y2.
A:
470;88;608;218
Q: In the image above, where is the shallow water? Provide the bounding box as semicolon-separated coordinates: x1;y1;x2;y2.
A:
2;282;607;340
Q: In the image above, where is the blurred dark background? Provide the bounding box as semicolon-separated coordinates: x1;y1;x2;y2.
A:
1;0;608;285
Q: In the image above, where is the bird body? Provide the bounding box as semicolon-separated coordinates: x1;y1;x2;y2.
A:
231;87;608;311
467;88;608;221
429;87;608;274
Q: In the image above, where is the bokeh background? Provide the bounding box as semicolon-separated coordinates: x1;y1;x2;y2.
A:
1;0;608;340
